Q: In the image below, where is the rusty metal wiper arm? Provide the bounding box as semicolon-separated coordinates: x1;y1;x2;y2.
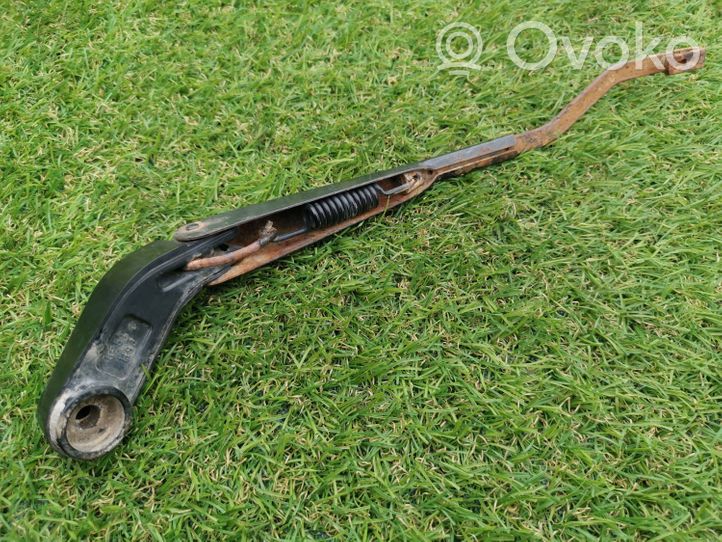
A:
38;48;704;459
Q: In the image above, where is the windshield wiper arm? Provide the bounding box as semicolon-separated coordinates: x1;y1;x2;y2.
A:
38;48;705;460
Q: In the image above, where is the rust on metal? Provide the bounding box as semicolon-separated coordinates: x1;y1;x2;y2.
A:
184;222;276;271
201;48;705;285
516;48;705;151
208;172;437;285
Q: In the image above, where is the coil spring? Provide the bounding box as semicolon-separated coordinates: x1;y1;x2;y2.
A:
304;184;380;230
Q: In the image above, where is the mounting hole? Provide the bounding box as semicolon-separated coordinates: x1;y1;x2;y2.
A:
75;405;100;429
65;395;126;454
185;222;200;230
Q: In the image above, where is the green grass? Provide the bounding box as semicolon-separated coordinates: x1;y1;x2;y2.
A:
1;0;721;539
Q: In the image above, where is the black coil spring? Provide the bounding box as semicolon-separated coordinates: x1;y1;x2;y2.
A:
304;184;380;230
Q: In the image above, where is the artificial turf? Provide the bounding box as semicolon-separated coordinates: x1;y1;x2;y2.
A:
1;1;720;539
